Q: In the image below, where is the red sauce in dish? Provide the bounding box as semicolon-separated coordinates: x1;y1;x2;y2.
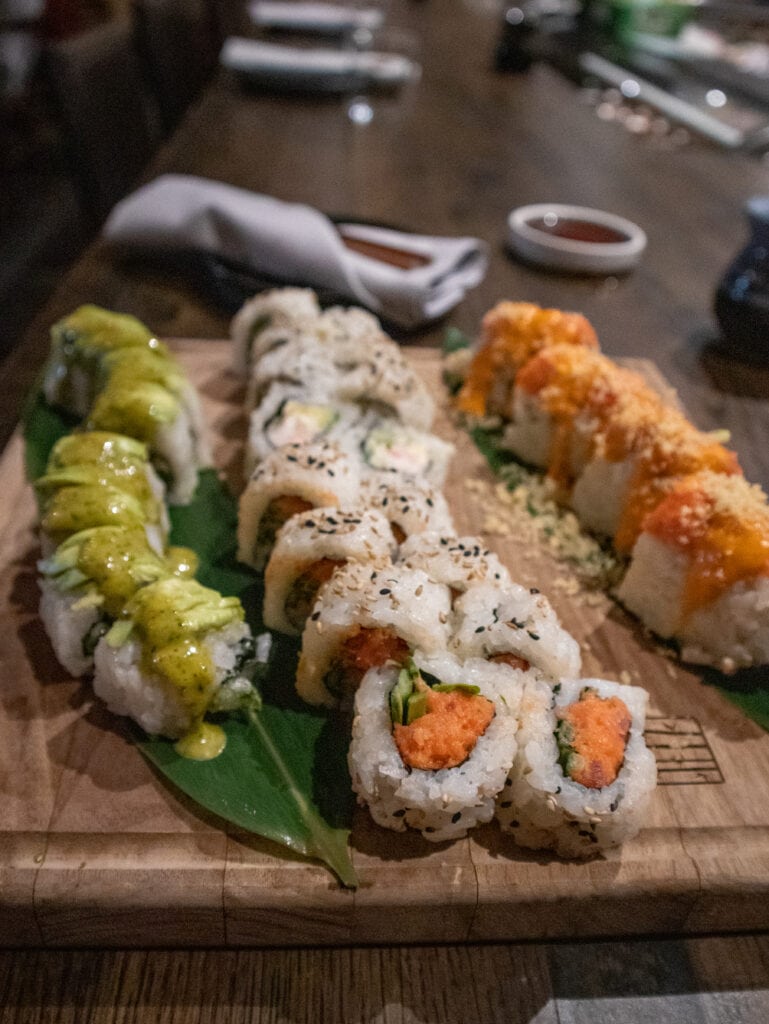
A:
527;217;629;245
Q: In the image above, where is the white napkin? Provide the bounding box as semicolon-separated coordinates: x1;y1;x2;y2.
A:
219;36;416;92
249;2;384;34
103;175;489;329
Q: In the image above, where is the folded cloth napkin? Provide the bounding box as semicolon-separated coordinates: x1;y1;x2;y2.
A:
220;36;416;93
103;175;489;330
249;1;384;34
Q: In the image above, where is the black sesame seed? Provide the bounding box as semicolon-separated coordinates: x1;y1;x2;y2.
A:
527;631;540;641
392;808;406;818
311;611;321;621
425;826;436;833
500;800;513;809
474;625;485;634
379;588;391;595
530;587;540;594
451;812;462;823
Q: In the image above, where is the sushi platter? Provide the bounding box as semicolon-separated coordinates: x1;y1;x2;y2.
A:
3;337;769;949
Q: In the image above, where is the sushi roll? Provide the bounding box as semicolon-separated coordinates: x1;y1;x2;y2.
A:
336;341;436;431
45;432;167;509
500;344;652;492
244;380;362;475
295;560;452;707
359;475;455;545
245;335;342;412
456;300;600;419
42;304;162;417
37;525;197;677
349;653;522;841
571;404;741;555
311;304;394;368
35;450;170;555
616;470;769;671
357;418;455;489
397;532;511;597
85;349;210;506
237;441;361;571
497;676;656;858
93;576;267;743
230;287;321;375
263;507;397;635
450;580;581;682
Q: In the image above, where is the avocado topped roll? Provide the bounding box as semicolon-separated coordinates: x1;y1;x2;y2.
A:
263;507;397;636
359;476;455;545
37;525;196;677
397;532;511;599
93;576;268;752
43;304;163;417
230;287;321;375
85;346;210;506
450;580;581;683
497;676;656;858
349;653;522;842
35;442;170;556
238;441;361;571
295;561;452;707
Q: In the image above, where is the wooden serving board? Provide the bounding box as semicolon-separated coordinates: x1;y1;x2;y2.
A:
3;341;769;949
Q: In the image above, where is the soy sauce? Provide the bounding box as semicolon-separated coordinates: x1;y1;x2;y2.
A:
527;216;629;245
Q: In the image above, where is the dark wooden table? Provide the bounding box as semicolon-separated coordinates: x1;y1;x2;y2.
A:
3;1;769;1019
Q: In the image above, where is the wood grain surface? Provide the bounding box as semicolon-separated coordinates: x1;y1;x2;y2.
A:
2;935;769;1023
3;341;769;951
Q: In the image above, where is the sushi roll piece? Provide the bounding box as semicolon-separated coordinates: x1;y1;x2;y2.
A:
397;532;511;597
497;676;656;858
244;380;363;475
42;304;162;417
295;560;452;707
357;418;455;489
359;475;455;545
45;431;167;509
571;404;741;555
37;525;197;677
245;335;341;412
93;576;268;744
312;304;390;363
85;349;210;506
263;507;397;635
35;447;171;555
450;580;581;683
616;470;769;671
456;300;600;419
237;441;361;571
336;341;436;431
349;653;523;842
500;344;653;492
230;287;321;375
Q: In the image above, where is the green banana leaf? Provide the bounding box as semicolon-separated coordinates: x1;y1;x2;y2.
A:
22;389;358;888
442;329;769;733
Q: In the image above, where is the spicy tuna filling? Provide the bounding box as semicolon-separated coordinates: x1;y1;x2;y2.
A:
393;688;495;771
555;688;631;789
325;627;410;698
